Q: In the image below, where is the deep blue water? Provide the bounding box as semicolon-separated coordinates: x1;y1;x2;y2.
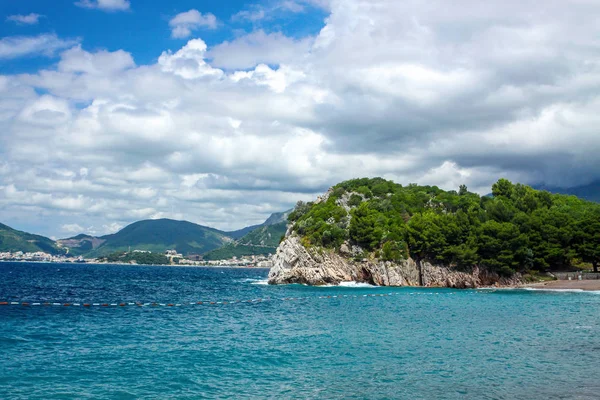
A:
1;262;599;399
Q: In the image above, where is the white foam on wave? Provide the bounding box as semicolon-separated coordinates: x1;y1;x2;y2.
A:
338;281;376;288
311;281;376;288
250;279;269;285
236;278;270;285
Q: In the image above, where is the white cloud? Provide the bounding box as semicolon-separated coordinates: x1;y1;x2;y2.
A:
0;34;79;59
232;8;266;22
169;9;217;39
75;0;130;11
3;0;600;237
61;223;85;234
158;39;223;79
208;30;313;69
58;45;135;74
232;0;311;22
6;13;44;25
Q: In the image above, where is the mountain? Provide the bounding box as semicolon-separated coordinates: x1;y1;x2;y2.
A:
269;177;600;286
533;181;600;202
57;234;106;256
0;223;65;255
225;210;290;239
262;211;290;225
203;210;291;260
6;210;293;259
62;219;233;257
225;224;262;240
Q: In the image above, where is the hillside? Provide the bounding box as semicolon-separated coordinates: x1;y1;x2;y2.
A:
269;177;600;286
57;234;106;256
0;223;65;255
70;219;233;257
203;211;290;260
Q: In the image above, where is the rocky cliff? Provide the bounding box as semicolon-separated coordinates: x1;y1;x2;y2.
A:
268;235;522;288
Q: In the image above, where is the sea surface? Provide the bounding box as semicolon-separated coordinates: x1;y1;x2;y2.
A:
1;262;599;399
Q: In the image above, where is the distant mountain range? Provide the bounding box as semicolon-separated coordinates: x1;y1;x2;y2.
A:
0;211;291;260
202;211;290;260
533;180;600;202
59;219;234;257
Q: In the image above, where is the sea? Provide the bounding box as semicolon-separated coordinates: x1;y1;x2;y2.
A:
1;262;599;399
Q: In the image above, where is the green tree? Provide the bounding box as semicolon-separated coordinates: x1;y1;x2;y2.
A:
574;211;600;272
492;178;514;198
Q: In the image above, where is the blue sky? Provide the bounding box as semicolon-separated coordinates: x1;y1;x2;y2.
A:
0;0;327;73
1;0;599;238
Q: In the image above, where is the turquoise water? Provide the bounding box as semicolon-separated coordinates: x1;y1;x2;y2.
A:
1;262;599;399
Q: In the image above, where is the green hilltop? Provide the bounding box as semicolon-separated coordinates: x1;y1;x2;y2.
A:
69;219;233;258
287;177;600;275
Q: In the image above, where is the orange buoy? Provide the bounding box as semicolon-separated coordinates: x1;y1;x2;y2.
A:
119;303;126;307
63;303;71;307
0;302;8;306
197;301;203;305
21;302;30;306
83;304;91;307
102;303;109;307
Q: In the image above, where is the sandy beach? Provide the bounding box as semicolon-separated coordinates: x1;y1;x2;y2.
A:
525;279;600;291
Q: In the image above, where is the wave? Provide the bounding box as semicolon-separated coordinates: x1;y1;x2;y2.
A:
249;279;269;285
338;281;376;288
311;281;377;288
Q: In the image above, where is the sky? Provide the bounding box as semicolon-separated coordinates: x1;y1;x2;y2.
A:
0;0;599;238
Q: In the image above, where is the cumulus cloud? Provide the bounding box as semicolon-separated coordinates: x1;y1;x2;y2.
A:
169;9;217;39
75;0;130;12
158;39;223;79
62;223;85;234
0;34;80;59
208;30;313;69
6;13;44;25
2;0;600;237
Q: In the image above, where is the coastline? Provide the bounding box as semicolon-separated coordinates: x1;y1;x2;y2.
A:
523;279;600;291
0;260;269;269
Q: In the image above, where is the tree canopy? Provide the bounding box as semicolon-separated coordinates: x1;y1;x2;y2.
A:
288;178;600;275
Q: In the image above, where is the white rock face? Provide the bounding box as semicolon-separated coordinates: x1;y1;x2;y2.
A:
268;236;522;288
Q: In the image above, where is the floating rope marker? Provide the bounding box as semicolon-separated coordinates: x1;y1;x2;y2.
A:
0;290;442;311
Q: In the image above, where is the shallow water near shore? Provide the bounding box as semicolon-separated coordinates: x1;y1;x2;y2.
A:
1;262;599;399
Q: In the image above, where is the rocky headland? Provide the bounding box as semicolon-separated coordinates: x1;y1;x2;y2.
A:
268;235;522;288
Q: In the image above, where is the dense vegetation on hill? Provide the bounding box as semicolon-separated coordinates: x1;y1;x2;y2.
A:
288;178;600;275
202;244;276;261
85;219;232;257
99;251;170;265
0;223;65;255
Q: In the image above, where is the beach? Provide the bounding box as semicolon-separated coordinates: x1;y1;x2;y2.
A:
526;279;600;291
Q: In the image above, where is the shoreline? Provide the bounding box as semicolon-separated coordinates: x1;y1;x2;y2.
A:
0;260;269;269
522;279;600;291
2;260;597;289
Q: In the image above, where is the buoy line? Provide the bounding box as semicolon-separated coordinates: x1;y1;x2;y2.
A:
0;292;445;309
